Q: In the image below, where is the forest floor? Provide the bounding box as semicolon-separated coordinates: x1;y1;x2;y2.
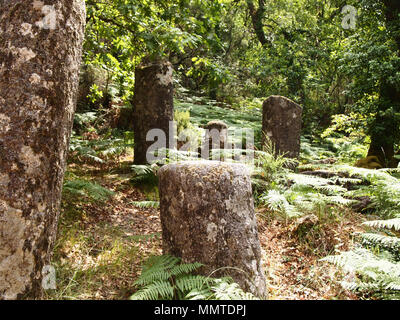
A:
46;154;364;300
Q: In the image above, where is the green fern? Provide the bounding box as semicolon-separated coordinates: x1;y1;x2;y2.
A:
259;170;358;221
323;216;400;299
211;279;258;300
176;275;212;293
69;133;131;163
260;190;301;219
62;179;115;203
132;280;174;300
130;164;159;186
131;255;258;300
363;219;400;231
131;201;160;209
361;233;400;250
338;167;400;219
134;255;183;287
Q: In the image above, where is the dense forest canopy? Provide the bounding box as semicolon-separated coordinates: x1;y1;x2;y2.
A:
82;0;400;167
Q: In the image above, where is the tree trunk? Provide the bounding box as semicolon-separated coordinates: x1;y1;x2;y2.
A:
246;0;268;46
0;0;85;299
158;161;267;298
367;112;397;168
368;1;400;167
132;60;174;164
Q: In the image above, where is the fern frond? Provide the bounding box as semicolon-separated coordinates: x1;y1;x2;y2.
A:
185;288;213;300
131;201;160;209
131;280;174;300
130;164;158;186
134;255;180;286
211;279;258;300
361;233;400;250
176;275;210;292
363;219;400;231
261;190;302;218
170;262;204;277
336;165;397;183
63;179;114;202
131;255;258;300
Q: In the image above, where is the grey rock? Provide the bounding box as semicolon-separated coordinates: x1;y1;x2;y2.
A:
133;60;174;164
262;96;303;159
201;121;229;159
158;161;267;298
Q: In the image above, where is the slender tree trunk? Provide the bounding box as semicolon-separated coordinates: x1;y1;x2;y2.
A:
246;0;268;46
0;0;85;299
367;83;399;167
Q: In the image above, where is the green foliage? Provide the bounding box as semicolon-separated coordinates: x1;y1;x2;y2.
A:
337;166;400;219
174;110;192;135
322;113;369;141
260;190;301;220
70;130;133;164
253;137;297;190
130;164;159;187
63;179;115;203
259;170;359;222
81;0;400;146
175;93;262;146
255;137;365;221
73;112;98;129
131;201;160;209
84;0;230;102
364;219;400;232
323;217;400;299
131;255;258;300
337;0;400;159
300;135;368;165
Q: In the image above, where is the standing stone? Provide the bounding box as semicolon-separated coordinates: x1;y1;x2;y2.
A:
262;96;302;159
201;121;229;160
158;161;267;298
0;0;86;299
133;60;174;164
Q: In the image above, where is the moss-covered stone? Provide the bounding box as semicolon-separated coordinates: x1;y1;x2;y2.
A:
355;156;383;169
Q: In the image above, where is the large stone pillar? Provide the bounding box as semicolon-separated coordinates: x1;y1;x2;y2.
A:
262;95;302;159
158;161;267;298
132;60;174;164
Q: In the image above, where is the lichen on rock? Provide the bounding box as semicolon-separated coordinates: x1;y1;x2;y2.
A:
158;161;267;298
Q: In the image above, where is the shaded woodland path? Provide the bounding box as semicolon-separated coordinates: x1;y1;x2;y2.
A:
48;157;162;299
47;155;363;300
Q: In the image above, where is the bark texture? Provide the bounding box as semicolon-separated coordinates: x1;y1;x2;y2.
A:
158;161;267;298
262;95;303;159
133;60;174;164
0;0;85;299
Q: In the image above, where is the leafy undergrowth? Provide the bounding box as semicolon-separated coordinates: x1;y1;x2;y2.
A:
258;209;364;300
46;155;162;300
